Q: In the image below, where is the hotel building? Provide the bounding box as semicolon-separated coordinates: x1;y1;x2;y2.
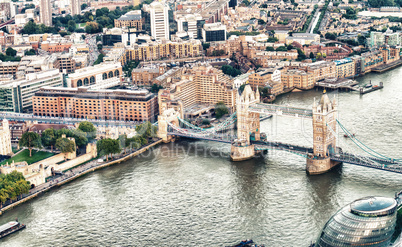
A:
33;87;159;122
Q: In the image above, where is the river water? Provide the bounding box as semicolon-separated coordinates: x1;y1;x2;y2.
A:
2;68;402;247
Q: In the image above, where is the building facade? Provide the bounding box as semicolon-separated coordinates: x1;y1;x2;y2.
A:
71;0;80;16
66;62;123;89
33;87;159;122
0;69;63;113
40;0;52;26
0;119;11;156
150;2;169;40
114;10;142;30
202;22;227;42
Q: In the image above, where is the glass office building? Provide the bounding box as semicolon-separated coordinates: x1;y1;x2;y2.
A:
316;196;397;247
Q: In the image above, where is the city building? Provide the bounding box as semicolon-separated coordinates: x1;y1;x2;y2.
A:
248;68;282;91
368;30;401;48
114;10;142;30
159;65;236;119
202;22;227;42
40;0;52;26
33;87;159;122
125;38;202;61
66;62;123;89
285;33;320;45
335;57;356;78
132;66;165;86
70;0;80;16
54;53;76;74
304;61;337;82
0;69;63;113
315;196;397;246
175;13;202;39
0;119;11;156
281;69;314;90
149;2;169;40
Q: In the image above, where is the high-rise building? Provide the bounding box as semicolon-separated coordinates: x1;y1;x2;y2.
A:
40;0;52;26
70;0;80;16
0;119;11;156
150;2;169;40
202;22;227;42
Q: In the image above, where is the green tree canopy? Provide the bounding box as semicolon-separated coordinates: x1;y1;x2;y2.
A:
78;121;96;140
19;132;41;157
41;128;57;151
6;47;17;57
221;65;242;77
55;137;75;154
215;102;229;119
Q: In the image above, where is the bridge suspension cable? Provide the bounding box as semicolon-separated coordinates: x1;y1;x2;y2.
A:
336;120;401;162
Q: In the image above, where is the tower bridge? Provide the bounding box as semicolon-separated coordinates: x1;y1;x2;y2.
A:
158;84;402;175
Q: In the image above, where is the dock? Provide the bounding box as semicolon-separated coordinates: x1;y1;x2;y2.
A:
360;82;384;95
371;59;402;73
315;78;359;91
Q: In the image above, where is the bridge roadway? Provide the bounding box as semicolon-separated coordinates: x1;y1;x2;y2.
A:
248;103;313;118
330;153;402;174
0;112;140;128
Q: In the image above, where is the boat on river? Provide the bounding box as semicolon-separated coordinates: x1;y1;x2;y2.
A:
0;221;26;239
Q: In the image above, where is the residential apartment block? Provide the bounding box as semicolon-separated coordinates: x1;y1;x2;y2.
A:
114;10;142;30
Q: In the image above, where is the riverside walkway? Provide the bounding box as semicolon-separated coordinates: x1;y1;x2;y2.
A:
0;139;162;215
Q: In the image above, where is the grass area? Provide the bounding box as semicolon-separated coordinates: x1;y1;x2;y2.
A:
76;23;86;28
11;147;21;154
0;149;54;166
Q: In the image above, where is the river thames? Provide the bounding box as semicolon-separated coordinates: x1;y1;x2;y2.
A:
2;67;402;246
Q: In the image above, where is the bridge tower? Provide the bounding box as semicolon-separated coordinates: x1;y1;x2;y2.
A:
158;108;181;143
306;92;341;174
231;85;260;161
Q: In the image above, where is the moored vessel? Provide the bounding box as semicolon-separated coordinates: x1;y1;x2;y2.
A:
0;221;26;239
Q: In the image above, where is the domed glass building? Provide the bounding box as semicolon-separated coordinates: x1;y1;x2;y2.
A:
316;196;397;247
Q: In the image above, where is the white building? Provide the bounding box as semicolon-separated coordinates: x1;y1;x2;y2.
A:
66;62;122;89
149;2;169;40
233;73;250;88
70;0;80;16
0;119;11;156
40;0;52;26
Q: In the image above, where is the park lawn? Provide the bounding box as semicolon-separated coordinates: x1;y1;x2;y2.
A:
76;23;86;28
0;149;54;166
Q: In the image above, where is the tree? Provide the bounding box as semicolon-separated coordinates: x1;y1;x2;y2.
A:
150;84;163;93
309;52;315;59
42;128;57;151
24;49;36;56
221;65;242;77
215;102;229;119
267;37;279;43
266;46;275;51
19;132;41;157
202;43;210;50
67;20;76;32
81;3;88;10
78;121;96;140
97;138;121;160
6;47;17;57
55;137;75;155
93;54;104;65
276;46;287;51
325;32;337;40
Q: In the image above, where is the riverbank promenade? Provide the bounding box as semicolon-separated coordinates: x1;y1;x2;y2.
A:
0;139;162;215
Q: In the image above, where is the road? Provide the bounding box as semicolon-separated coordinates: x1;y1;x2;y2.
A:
86;34;100;66
0;112;142;128
309;10;321;33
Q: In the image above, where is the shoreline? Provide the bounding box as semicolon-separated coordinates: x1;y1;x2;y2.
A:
0;139;163;216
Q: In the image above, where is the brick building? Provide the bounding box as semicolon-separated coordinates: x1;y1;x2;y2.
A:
132;66;165;86
33;87;159;122
114;10;142;30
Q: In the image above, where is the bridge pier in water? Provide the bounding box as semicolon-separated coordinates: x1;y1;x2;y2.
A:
306;92;342;175
230;85;260;161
